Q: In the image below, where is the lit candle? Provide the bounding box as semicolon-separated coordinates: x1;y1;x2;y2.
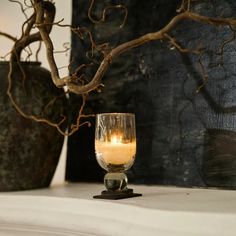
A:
95;135;136;165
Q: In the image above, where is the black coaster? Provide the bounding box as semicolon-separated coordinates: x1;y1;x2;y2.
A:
93;188;142;200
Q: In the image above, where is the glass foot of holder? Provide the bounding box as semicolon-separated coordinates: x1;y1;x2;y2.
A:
93;188;142;200
93;173;142;199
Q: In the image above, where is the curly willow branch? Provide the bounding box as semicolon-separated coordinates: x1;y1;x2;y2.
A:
88;0;128;28
0;31;17;41
7;1;72;135
5;0;236;136
33;1;236;95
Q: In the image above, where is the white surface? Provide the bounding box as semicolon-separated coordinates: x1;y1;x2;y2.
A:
1;183;236;236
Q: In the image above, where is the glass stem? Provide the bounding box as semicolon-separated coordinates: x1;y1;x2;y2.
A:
104;172;128;191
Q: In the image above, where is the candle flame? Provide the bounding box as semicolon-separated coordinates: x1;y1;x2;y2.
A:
111;135;122;144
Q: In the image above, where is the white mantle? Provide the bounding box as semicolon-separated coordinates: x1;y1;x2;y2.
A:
0;183;236;236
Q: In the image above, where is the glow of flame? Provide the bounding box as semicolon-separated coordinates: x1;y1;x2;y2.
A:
110;135;122;144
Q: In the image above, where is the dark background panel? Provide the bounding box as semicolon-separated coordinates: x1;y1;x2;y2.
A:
66;0;236;188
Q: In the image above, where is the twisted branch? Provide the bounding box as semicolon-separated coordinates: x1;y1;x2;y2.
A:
88;0;128;28
0;31;17;41
7;1;70;135
5;0;236;135
33;2;236;95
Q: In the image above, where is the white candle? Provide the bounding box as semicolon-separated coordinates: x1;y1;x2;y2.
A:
95;136;136;165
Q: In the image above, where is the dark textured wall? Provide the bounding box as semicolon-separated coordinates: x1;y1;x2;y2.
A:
66;0;236;188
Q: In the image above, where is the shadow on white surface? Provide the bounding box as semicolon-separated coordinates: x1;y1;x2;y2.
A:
0;194;235;236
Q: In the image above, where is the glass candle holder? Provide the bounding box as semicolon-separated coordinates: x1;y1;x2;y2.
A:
94;113;141;199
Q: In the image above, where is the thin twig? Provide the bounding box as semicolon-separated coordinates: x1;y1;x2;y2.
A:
0;31;17;41
164;33;202;54
88;0;128;28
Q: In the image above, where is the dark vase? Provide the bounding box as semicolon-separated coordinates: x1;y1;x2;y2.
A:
0;61;65;191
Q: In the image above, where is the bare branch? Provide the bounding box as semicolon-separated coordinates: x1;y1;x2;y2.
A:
164;33;203;54
54;42;70;54
88;0;128;28
35;41;42;61
0;31;17;41
12;1;55;61
9;0;29;21
34;0;64;87
196;53;208;93
6;1;71;135
217;26;236;55
66;94;94;136
5;0;236;136
34;4;236;95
